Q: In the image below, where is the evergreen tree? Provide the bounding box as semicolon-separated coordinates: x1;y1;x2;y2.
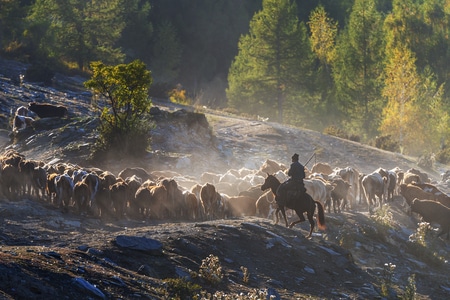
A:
118;0;153;64
227;0;312;123
0;0;28;54
307;5;338;121
26;0;125;70
332;0;385;137
150;20;181;84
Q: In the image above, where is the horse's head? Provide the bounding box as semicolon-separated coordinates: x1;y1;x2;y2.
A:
261;173;280;191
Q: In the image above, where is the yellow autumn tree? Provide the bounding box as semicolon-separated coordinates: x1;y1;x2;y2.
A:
381;45;449;155
380;45;420;154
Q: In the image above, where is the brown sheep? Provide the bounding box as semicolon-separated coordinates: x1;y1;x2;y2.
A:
410;182;450;208
222;195;257;218
400;184;438;207
200;183;219;220
132;185;168;219
73;181;91;215
1;164;21;200
19;159;37;196
311;162;333;176
411;199;450;239
328;178;351;213
32;166;47;200
110;181;129;218
190;184;205;220
46;173;59;203
183;191;202;221
54;174;74;210
81;173;100;202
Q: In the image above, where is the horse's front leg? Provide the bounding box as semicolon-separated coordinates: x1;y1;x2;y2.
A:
274;208;280;225
279;206;289;227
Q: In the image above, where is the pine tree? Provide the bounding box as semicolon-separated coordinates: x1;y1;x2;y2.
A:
332;0;385;137
226;0;312;123
26;0;125;70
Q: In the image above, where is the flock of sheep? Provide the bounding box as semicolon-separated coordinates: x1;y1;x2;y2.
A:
0;148;449;238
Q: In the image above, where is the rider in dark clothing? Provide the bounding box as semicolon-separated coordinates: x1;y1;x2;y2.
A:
285;153;306;192
288;153;305;181
277;153;306;201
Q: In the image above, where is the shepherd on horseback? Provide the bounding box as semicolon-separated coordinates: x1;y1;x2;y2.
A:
261;153;326;238
277;153;306;210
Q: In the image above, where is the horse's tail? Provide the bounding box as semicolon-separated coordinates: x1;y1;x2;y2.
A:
314;201;326;230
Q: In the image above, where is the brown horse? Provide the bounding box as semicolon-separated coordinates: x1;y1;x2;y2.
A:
261;174;326;238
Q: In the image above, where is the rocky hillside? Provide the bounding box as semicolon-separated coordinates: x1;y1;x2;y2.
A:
0;58;449;299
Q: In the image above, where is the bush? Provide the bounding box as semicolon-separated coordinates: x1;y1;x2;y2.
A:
90;118;152;161
222;107;239;115
407;222;446;267
169;84;192;105
198;254;223;286
435;147;450;164
323;125;348;139
84;60;153;159
163;278;201;300
348;134;360;142
373;135;400;152
417;152;435;169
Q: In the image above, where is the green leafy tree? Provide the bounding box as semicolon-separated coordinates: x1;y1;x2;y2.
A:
26;0;125;70
84;60;153;157
227;0;312;123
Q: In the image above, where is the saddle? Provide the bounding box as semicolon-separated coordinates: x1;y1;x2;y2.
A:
277;179;306;206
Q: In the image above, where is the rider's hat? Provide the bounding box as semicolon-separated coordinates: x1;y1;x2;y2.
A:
292;153;299;161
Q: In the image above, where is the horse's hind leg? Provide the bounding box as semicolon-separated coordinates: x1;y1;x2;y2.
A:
288;209;305;228
305;212;316;238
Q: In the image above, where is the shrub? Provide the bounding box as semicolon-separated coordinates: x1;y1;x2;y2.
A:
323;125;348;139
169;84;192;105
373;135;400;152
348;134;360;142
371;204;393;229
240;266;250;284
435;147;450;164
84;60;153;159
417;152;435;169
402;274;416;300
199;254;223;286
163;278;201;300
222;107;239;115
407;222;446;267
380;262;396;298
